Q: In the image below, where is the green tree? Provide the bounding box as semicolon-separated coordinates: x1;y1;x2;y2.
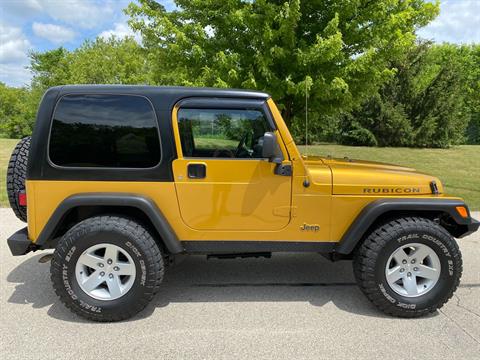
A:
126;0;439;128
463;45;480;144
68;37;151;85
30;37;151;90
0;82;37;138
30;47;71;89
338;42;472;147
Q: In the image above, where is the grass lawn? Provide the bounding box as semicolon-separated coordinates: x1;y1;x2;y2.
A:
1;139;478;209
196;137;237;149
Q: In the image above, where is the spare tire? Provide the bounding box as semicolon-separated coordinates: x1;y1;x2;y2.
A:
7;136;31;222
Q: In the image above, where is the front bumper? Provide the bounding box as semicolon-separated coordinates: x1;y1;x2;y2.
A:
7;227;36;256
463;216;480;237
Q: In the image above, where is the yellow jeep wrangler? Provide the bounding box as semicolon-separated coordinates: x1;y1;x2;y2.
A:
7;85;479;321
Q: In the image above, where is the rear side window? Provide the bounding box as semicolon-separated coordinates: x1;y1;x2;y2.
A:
49;94;161;168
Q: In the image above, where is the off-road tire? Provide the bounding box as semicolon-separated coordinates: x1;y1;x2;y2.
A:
51;216;164;322
6;136;30;222
353;217;462;318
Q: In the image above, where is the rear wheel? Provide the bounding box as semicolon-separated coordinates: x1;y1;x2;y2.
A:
51;216;164;322
6;136;30;222
353;217;462;317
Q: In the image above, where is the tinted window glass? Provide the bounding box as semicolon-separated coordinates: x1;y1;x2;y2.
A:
50;94;160;168
178;108;270;158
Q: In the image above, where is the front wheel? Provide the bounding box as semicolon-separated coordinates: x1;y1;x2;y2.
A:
353;217;462;318
51;216;164;322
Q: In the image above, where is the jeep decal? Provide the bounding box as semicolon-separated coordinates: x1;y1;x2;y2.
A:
300;223;320;232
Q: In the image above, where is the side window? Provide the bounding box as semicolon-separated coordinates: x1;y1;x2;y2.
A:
50;94;161;168
177;108;271;158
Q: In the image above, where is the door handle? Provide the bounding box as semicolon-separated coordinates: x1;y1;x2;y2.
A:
187;163;206;179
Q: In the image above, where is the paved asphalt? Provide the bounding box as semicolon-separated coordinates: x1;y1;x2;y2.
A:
1;208;479;359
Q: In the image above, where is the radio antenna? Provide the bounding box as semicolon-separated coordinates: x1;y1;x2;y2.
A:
305;78;308;157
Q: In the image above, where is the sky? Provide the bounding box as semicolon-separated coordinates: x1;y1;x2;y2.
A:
0;0;479;88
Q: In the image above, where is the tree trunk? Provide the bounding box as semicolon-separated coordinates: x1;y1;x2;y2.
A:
281;98;294;127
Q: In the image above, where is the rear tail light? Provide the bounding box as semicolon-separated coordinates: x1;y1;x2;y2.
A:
18;191;27;206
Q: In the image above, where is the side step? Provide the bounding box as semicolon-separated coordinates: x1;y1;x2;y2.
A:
207;252;272;260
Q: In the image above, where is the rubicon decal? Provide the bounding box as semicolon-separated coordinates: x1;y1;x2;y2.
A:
363;187;421;194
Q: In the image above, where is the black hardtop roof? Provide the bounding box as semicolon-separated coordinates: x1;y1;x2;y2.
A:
30;85;272;182
51;85;270;100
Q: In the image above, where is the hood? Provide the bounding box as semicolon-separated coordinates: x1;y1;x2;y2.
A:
305;156;443;196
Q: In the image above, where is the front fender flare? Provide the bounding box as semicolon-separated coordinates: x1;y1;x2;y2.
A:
334;198;476;255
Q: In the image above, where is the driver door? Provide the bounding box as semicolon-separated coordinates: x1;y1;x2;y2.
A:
171;98;292;232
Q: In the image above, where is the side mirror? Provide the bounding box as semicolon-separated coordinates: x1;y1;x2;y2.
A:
262;132;284;164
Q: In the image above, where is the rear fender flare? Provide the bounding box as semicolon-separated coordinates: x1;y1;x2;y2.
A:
35;193;183;254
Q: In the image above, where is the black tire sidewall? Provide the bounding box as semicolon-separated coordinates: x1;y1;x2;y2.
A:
375;227;459;311
52;222;161;320
7;136;30;222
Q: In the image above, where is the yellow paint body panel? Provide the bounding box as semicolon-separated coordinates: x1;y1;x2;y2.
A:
172;159;292;231
26;98;463;246
323;158;444;196
26;181;182;242
329;194;460;242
